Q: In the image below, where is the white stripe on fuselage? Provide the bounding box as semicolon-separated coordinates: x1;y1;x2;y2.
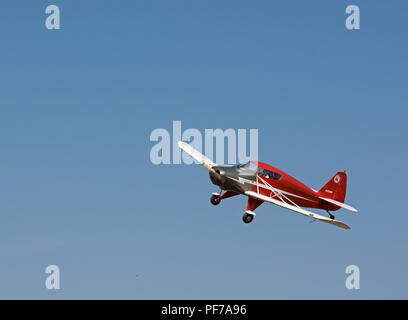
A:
227;176;315;202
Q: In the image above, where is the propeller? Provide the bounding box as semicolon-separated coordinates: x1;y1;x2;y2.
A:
177;141;222;179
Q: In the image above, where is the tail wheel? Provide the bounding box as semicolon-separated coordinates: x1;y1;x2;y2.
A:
210;194;220;206
242;213;254;224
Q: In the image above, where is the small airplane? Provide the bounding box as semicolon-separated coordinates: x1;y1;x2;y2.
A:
178;141;357;230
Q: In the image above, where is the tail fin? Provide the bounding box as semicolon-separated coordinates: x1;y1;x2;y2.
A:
318;171;347;204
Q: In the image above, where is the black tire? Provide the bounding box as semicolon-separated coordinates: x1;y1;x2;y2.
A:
210;194;220;206
242;213;254;224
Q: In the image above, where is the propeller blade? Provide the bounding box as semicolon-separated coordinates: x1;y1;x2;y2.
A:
177;141;216;172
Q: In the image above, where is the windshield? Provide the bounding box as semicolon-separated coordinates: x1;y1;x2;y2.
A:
237;161;258;172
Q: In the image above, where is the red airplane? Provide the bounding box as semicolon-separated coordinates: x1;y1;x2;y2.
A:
178;141;357;230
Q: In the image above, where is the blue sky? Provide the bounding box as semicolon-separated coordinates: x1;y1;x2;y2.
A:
0;1;407;299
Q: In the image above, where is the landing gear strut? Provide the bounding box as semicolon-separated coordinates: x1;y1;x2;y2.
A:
242;212;254;224
327;210;335;220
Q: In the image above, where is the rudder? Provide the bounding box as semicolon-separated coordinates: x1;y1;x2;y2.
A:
318;171;347;204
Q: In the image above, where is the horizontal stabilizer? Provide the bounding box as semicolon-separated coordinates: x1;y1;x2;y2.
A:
319;197;358;212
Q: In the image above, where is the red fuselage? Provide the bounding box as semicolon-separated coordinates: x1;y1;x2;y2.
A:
253;161;332;211
210;161;341;212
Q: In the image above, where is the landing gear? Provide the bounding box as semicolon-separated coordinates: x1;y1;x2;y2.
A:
210;194;221;206
242;212;254;224
327;210;335;220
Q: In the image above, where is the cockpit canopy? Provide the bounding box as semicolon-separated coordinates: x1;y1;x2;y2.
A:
237;162;282;180
259;167;282;180
237;161;282;180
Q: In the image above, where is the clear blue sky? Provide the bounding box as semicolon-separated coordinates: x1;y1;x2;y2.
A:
0;1;407;299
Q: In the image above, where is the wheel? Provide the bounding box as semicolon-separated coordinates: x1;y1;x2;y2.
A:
242;213;254;224
210;194;220;206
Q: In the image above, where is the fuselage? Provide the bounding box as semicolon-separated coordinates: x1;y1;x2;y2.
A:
209;161;331;211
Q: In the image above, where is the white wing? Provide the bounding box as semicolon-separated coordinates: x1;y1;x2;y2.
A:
246;191;351;230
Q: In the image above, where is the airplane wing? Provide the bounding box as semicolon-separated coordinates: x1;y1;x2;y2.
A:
245;191;351;230
177;141;216;170
319;197;358;212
